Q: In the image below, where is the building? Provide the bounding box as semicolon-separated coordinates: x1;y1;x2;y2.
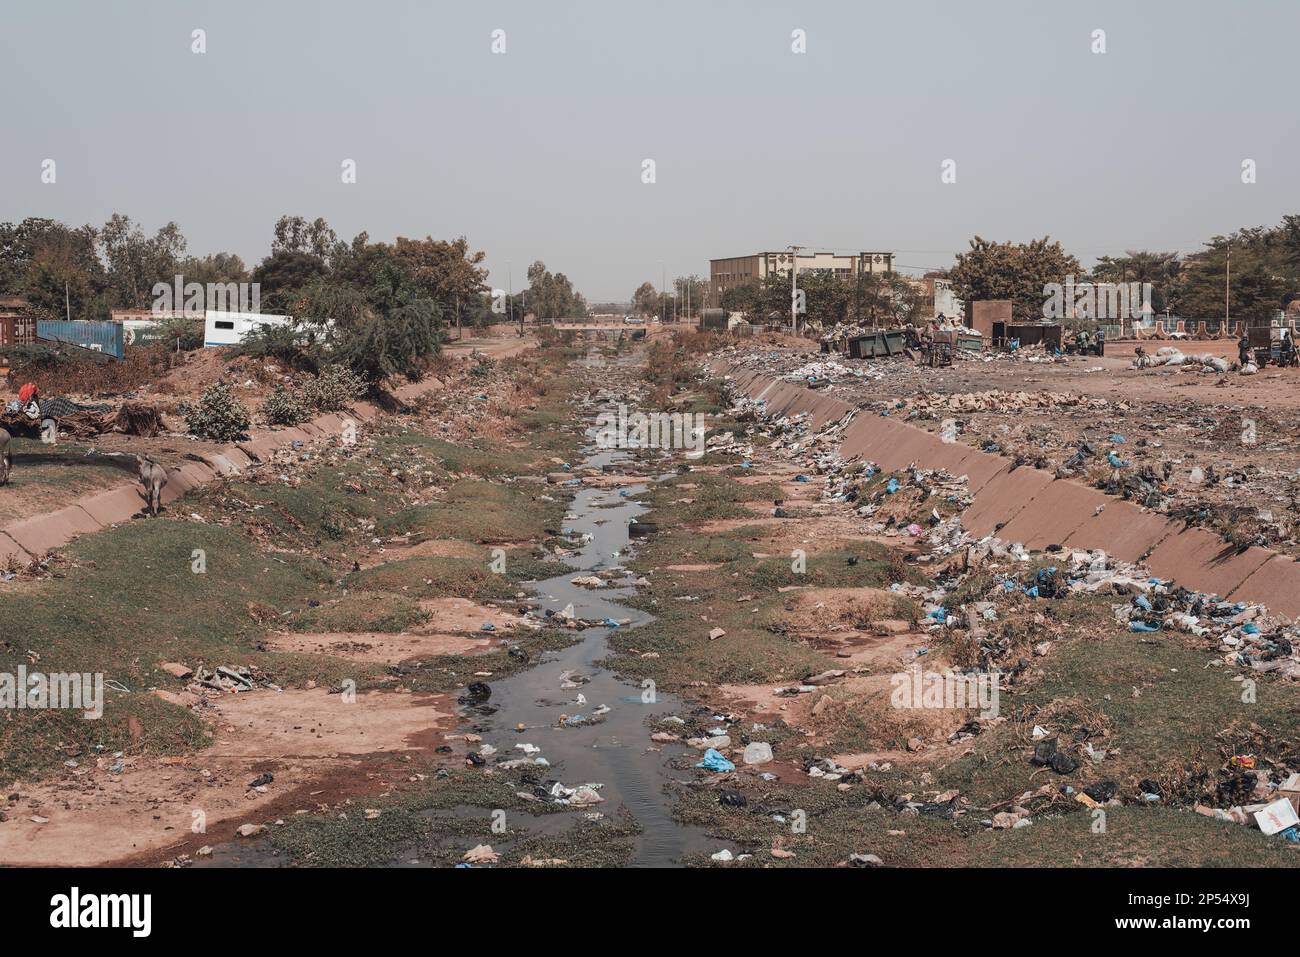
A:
908;275;965;322
0;294;30;319
709;250;894;303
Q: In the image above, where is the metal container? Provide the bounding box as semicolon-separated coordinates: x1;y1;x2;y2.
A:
35;319;124;359
0;316;37;346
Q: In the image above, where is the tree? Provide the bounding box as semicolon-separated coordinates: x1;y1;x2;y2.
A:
271;215;344;264
252;250;329;313
521;261;587;319
673;274;707;316
632;282;658;317
99;214;187;309
719;281;762;318
1;218;108;320
1174;236;1285;325
854;272;926;328
392;235;488;309
948;236;1081;321
791;269;851;328
294;250;443;384
1091;250;1180;314
178;252;249;287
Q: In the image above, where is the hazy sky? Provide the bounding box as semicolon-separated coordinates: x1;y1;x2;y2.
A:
3;0;1297;300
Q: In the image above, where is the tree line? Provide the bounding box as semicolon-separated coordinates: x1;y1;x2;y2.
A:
0;213;589;382
948;215;1300;325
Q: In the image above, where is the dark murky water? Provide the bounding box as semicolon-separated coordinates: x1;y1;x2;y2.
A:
466;438;713;866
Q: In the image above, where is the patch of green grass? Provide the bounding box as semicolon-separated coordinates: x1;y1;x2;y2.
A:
636;472;781;524
267;767;637;867
969;805;1300;867
372;432;537;479
381;480;567;544
0;520;332;779
926;599;1300;811
346;552;570;602
291;591;430;633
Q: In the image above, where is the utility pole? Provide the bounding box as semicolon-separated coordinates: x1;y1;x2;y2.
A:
507;264;515;336
788;245;803;334
1225;241;1231;330
661;262;667;324
65;281;71;322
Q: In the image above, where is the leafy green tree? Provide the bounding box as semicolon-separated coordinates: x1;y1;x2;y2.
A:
178;252;249;287
1090;250;1179;315
719;281;762;318
520;261;587;319
632;282;659;317
10;220;109;320
1174;236;1286;324
252;250;329;313
99;214;187;309
393;235;488;307
295;253;443;384
271;215;344;264
948;236;1081;321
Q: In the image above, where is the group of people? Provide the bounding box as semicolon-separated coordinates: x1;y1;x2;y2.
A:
1237;331;1298;368
1069;327;1106;356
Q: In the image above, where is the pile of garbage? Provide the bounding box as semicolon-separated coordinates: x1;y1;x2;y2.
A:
781;357;883;384
1113;585;1300;679
1132;347;1230;374
899;389;1107;416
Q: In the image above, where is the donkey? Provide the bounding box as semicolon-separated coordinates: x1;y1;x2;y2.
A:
135;454;167;517
0;428;11;485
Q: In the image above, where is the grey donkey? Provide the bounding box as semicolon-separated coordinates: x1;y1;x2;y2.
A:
135;454;167;516
0;428;11;485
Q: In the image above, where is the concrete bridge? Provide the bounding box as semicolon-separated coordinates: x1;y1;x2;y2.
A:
550;322;636;331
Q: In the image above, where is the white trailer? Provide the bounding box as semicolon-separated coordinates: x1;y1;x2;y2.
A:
203;311;293;347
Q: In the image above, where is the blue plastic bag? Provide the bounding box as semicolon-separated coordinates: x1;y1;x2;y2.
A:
696;748;735;773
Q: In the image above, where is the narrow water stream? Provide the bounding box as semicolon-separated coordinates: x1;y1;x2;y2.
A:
468;429;713;866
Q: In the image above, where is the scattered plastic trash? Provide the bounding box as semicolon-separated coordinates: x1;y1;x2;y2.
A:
696;748;736;773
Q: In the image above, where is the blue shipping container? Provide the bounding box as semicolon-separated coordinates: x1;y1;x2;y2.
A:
36;320;124;360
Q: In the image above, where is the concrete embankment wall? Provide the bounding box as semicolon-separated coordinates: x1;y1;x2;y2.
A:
0;398;390;568
710;358;1300;619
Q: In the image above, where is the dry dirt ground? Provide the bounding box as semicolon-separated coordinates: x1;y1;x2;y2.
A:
1;689;458;866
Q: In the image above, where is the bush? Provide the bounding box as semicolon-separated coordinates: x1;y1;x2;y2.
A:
261;384;309;425
149;316;205;351
302;364;366;411
232;321;317;370
179;381;252;441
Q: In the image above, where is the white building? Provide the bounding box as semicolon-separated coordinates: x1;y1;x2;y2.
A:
203;311;293;347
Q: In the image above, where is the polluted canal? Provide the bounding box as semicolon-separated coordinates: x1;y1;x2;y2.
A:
456;403;716;866
193;363;718;868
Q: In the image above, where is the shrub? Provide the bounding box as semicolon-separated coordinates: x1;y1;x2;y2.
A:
232;321;317;370
149;316;205;351
302;364;366;411
261;384;309;425
179;381;252;441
